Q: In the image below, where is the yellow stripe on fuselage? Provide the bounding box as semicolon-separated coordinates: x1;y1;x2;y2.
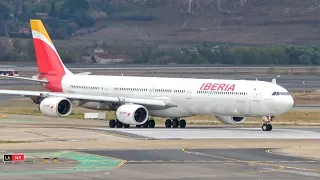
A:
30;19;53;44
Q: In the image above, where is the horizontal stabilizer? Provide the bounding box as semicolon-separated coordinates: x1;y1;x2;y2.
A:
0;75;48;83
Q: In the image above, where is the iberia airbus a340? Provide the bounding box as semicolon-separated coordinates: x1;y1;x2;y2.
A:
0;20;294;131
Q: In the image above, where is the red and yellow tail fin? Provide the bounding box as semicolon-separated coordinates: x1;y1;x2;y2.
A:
30;19;72;75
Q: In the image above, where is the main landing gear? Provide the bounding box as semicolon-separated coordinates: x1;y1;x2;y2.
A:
165;118;186;128
261;116;274;131
108;119;155;128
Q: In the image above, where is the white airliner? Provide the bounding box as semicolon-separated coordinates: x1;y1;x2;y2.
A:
0;20;294;131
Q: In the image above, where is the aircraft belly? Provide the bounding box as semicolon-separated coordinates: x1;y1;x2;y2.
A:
149;106;192;118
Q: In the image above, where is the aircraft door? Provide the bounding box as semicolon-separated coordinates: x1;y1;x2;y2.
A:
150;86;155;97
102;87;109;95
186;90;192;99
253;87;261;102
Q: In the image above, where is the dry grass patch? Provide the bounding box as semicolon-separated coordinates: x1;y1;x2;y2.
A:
291;91;320;102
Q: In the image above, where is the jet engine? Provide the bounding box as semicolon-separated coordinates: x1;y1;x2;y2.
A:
116;104;148;125
215;116;246;124
39;97;72;117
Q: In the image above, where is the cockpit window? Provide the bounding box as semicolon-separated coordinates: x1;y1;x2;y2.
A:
272;92;290;96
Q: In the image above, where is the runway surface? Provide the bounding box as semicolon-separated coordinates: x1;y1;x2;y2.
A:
0;148;318;179
0;115;319;179
95;127;320;139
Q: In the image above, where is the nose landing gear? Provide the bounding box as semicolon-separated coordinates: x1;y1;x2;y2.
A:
262;116;274;131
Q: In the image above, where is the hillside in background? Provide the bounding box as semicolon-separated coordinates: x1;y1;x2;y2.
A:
78;0;320;45
1;0;320;45
2;0;320;65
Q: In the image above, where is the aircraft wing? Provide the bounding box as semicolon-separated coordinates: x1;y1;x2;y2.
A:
0;75;48;83
0;90;178;108
75;72;91;75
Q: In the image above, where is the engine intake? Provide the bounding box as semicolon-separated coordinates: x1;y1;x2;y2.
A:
39;97;72;117
216;116;246;124
116;104;149;125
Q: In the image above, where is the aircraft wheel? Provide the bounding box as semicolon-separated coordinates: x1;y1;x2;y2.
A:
136;125;142;128
124;124;130;128
179;119;186;128
172;119;179;128
148;119;155;128
142;120;149;128
262;124;272;131
165;119;172;128
116;120;123;128
109;119;116;128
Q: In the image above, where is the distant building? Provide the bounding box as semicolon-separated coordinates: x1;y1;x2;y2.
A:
35;13;49;19
89;48;133;64
92;54;133;64
94;48;105;54
19;28;30;34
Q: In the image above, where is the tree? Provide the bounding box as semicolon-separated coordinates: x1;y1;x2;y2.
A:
22;4;26;13
49;2;56;17
62;0;89;14
0;3;11;20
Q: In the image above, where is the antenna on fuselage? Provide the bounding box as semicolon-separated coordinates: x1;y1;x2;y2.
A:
256;78;258;81
271;78;277;84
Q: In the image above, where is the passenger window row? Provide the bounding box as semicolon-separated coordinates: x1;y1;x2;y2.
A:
114;87;186;93
70;85;99;89
155;89;172;92
197;91;248;95
114;87;148;91
174;90;185;93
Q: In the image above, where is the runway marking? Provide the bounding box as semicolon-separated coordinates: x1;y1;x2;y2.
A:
75;151;124;162
124;160;318;163
265;148;320;162
116;160;127;168
182;148;320;173
0;134;115;142
0;151;123;176
12;159;318;165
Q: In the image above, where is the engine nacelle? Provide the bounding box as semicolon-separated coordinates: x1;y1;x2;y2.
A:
39;97;72;117
216;116;246;124
116;104;148;125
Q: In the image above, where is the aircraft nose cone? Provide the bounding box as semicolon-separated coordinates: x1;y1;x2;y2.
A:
281;95;294;112
275;95;294;114
287;95;294;109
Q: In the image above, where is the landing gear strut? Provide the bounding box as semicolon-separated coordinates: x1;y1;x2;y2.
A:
165;118;186;128
262;116;274;131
